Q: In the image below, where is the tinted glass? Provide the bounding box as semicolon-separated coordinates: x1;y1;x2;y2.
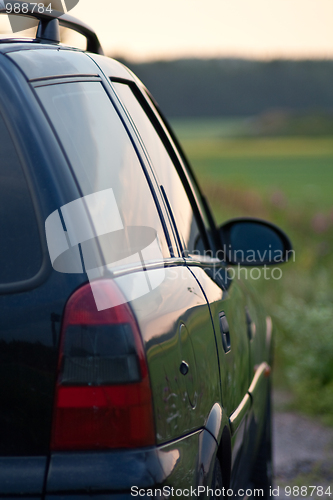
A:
0;114;42;284
36;81;169;264
113;82;202;255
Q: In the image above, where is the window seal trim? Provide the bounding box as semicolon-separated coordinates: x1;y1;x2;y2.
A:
32;75;102;88
0;97;51;294
160;185;183;257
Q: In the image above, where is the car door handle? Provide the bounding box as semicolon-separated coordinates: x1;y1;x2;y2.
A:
219;312;231;353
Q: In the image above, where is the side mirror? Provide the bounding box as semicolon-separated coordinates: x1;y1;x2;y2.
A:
219;218;293;266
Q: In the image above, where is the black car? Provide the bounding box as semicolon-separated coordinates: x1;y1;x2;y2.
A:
0;3;292;498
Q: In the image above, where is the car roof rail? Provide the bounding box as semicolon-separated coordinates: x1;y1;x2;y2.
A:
0;0;104;54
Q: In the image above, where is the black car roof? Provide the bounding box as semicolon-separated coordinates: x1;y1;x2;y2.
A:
0;42;135;81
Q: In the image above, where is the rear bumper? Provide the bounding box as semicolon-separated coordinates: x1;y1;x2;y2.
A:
46;447;169;493
45;429;217;496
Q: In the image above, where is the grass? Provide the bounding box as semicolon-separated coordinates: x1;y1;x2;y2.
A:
171;118;333;424
177;136;333;209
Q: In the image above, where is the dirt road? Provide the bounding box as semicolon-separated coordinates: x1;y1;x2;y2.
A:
273;391;333;499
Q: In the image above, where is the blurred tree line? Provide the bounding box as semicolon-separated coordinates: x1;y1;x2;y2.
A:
118;57;333;119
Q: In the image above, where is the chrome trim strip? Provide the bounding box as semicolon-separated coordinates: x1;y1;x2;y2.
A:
102;258;185;279
248;361;270;396
229;393;251;436
184;257;224;269
266;316;273;351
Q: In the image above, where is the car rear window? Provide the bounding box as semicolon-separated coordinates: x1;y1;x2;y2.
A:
0;113;42;284
36;81;170;265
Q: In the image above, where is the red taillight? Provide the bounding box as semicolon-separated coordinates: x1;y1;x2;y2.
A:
51;280;155;450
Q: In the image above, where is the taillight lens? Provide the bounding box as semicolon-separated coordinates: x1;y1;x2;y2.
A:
51;280;155;450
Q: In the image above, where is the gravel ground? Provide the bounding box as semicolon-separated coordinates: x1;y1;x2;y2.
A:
272;391;333;499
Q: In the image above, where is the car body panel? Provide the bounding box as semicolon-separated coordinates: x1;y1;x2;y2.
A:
187;264;253;485
119;265;221;443
0;30;278;496
7;48;99;80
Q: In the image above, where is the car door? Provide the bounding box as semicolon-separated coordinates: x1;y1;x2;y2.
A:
112;80;222;434
110;79;253;486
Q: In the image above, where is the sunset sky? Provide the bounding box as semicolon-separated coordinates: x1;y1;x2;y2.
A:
1;0;333;61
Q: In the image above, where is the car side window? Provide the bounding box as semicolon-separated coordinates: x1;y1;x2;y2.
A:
35;81;170;265
0;113;42;284
112;81;205;257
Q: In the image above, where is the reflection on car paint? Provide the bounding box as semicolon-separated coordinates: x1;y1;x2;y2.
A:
45;188;165;310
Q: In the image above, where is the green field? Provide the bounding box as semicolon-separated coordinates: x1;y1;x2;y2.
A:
172;118;333;424
172;118;333;211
